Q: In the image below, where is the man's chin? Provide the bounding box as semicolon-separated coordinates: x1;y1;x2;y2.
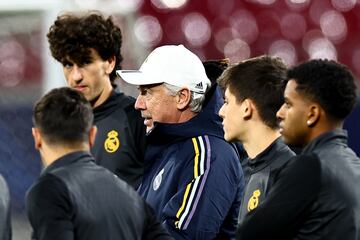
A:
224;134;235;142
282;135;296;146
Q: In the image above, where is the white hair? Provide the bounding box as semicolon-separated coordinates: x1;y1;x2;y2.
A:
163;83;206;113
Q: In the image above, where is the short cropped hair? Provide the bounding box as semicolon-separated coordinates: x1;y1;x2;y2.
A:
47;11;123;85
288;59;358;121
218;55;287;129
33;87;93;146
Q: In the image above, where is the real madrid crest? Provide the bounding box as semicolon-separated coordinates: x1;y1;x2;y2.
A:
153;168;165;191
104;130;120;153
247;189;261;212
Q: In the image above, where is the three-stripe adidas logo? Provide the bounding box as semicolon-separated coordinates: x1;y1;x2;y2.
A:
195;82;203;90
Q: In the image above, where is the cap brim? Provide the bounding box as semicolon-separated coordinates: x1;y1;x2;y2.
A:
116;70;163;86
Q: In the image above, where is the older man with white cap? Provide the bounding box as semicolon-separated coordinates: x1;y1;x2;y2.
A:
117;45;244;239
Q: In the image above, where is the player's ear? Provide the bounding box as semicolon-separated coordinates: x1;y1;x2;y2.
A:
306;103;321;127
32;127;42;150
243;99;254;119
105;56;116;74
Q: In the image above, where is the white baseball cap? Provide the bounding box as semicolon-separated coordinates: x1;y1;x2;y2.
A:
116;45;211;94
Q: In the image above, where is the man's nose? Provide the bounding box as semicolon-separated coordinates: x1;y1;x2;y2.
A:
276;104;285;120
218;104;225;119
135;95;146;110
71;65;83;83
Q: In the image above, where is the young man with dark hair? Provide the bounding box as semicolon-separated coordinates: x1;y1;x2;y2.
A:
47;11;146;188
217;56;295;225
237;59;360;239
27;87;171;240
203;58;247;161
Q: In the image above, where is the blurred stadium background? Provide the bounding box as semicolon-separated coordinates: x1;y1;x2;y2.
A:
0;0;359;238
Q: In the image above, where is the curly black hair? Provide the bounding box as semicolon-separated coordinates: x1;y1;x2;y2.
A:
288;59;358;121
47;11;123;85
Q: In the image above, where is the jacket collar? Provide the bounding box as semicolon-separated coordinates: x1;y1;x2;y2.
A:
302;129;348;154
247;137;287;170
42;151;93;176
93;90;121;121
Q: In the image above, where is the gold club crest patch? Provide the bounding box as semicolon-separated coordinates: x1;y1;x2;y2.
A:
104;130;120;153
247;189;261;212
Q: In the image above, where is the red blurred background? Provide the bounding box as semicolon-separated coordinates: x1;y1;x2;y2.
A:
136;0;360;79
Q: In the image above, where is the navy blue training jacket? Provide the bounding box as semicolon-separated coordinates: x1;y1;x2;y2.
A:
138;84;245;239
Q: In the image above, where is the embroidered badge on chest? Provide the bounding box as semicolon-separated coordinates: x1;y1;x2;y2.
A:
247;189;261;212
104;130;120;153
153;168;165;191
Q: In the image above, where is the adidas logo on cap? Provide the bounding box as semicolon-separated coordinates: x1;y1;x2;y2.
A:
195;82;203;90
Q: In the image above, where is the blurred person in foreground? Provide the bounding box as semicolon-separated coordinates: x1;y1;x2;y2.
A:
26;87;172;240
117;45;244;239
0;175;11;240
47;11;146;188
237;59;360;240
217;56;295;227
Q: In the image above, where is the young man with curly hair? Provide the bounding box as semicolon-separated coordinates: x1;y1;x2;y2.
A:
47;11;146;188
237;59;360;240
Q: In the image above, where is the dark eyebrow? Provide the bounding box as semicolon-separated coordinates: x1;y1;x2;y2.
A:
62;60;73;66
